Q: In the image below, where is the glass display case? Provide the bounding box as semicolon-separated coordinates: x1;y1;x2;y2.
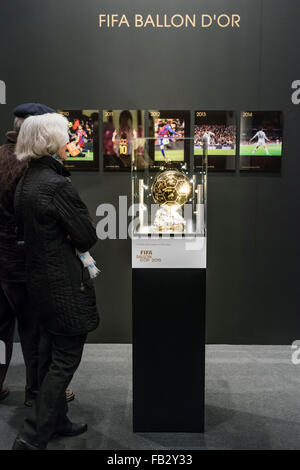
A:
131;137;207;237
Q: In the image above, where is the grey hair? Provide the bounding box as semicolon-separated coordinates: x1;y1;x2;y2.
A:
15;113;69;162
13;117;25;133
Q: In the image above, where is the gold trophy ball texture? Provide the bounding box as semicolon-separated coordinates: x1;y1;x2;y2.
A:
151;170;192;207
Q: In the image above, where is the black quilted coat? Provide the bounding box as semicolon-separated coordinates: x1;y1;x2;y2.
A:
14;155;100;336
0;131;27;282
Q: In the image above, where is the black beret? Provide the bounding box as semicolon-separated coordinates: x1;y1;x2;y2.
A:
13;102;55;118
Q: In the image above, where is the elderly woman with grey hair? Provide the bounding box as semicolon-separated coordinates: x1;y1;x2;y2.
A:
12;113;99;451
0;103;75;408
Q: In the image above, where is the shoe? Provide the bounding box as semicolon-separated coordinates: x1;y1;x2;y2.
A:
56;422;88;437
24;391;37;407
24;397;35;407
0;385;9;401
12;437;43;451
66;389;75;403
25;389;75;407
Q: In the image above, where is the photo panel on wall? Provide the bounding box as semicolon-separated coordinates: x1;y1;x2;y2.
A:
194;110;237;172
103;109;145;171
147;110;191;171
239;111;283;172
57;109;99;171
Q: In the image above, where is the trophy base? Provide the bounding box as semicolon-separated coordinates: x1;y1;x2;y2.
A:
153;224;185;233
153;206;186;234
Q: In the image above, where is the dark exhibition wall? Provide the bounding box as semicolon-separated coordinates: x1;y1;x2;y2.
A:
0;0;300;344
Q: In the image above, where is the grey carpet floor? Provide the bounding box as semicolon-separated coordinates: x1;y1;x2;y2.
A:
1;344;299;450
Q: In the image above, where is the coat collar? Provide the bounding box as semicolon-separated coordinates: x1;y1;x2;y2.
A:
29;155;71;177
6;130;18;144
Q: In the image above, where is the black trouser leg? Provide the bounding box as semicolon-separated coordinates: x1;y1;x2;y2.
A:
37;330;70;432
20;329;87;449
37;327;52;389
16;294;40;400
0;283;15;391
0;281;39;399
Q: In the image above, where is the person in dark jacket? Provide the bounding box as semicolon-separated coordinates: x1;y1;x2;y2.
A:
0;103;59;404
0;116;29;401
0;103;75;406
12;113;99;450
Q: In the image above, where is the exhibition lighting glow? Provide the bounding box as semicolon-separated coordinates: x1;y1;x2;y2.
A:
178;182;191;195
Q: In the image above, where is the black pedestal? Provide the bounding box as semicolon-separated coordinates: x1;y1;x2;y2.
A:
132;268;206;432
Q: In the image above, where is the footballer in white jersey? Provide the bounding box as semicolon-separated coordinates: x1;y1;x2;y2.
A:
250;128;270;155
202;131;215;148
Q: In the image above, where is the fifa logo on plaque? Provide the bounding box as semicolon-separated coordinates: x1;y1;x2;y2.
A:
0;80;6;104
0;340;5;365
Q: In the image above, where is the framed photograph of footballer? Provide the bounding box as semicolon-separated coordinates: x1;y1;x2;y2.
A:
57;109;99;171
147;110;190;170
103;110;145;171
194;111;236;171
239;111;283;172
